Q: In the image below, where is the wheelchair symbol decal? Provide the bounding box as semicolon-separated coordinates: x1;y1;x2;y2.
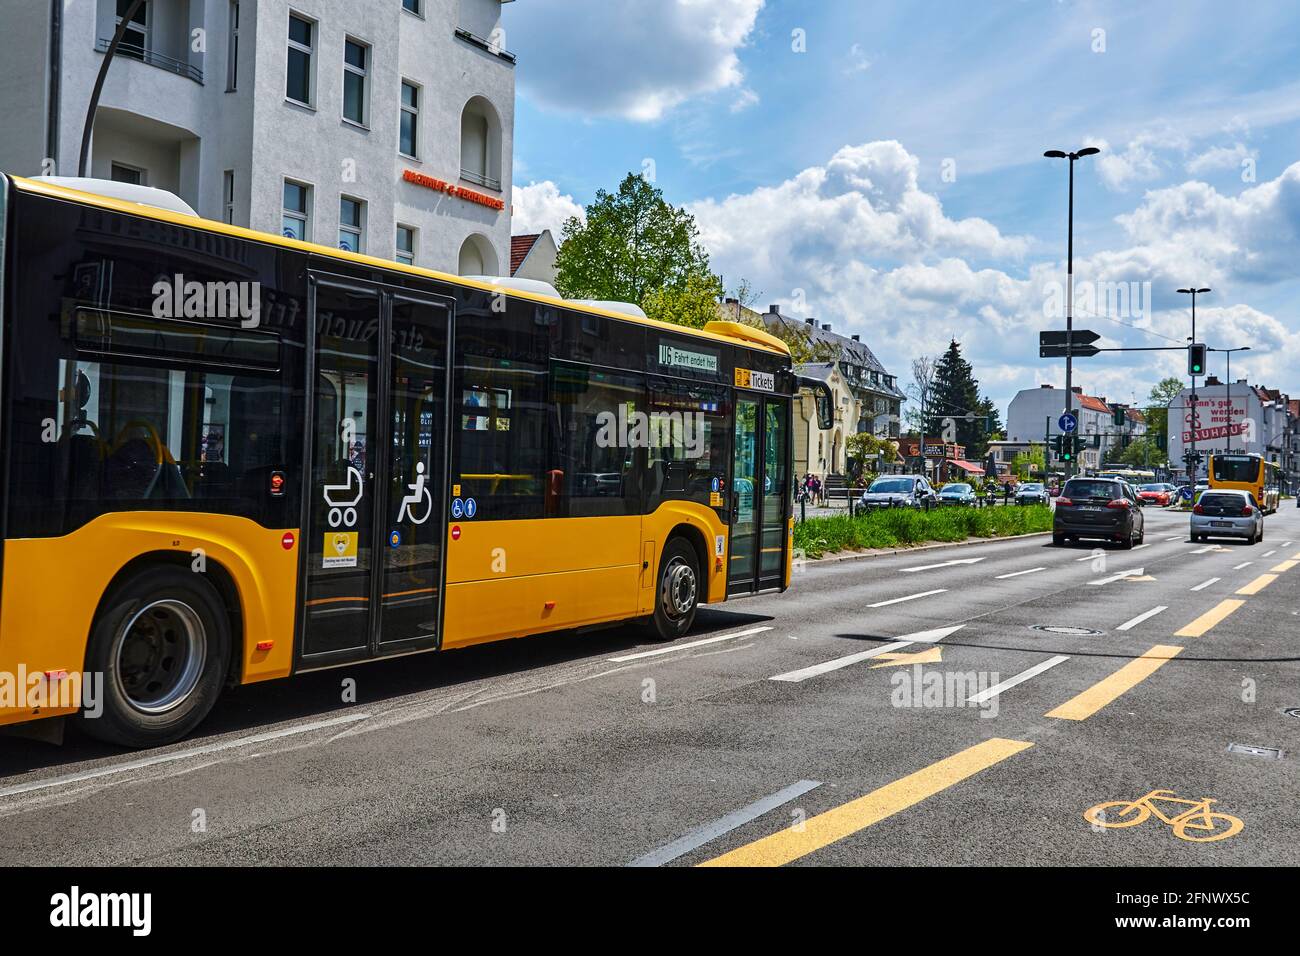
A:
323;466;364;528
398;461;434;525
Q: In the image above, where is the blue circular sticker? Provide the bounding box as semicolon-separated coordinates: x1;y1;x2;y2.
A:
451;498;464;519
465;497;478;518
389;530;402;548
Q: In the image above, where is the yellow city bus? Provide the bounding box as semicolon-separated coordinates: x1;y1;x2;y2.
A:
1208;453;1280;513
0;175;809;747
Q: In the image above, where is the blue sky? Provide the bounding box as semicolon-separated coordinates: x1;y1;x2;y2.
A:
504;0;1300;414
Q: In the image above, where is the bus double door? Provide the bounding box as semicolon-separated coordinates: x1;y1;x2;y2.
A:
299;275;452;663
728;394;790;596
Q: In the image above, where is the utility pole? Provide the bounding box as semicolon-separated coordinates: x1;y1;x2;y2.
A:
1044;146;1100;480
1177;287;1211;482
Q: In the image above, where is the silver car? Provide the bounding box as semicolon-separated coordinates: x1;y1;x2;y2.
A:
1190;489;1264;543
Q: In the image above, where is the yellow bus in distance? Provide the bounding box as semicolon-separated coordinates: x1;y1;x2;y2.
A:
1207;453;1280;513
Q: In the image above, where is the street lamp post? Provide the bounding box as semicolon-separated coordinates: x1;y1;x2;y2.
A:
1210;346;1250;454
1177;287;1211;480
1044;146;1100;479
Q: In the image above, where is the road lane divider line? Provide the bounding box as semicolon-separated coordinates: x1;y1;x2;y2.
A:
1131;543;1152;551
1190;545;1220;554
629;779;822;867
966;656;1070;703
1189;577;1220;592
867;588;947;608
1232;562;1253;570
0;713;374;800
995;567;1046;579
1293;550;1300;559
1165;535;1184;541
1116;606;1169;631
770;626;965;682
607;626;773;662
1268;559;1297;573
1236;574;1277;596
1045;645;1184;721
1261;549;1277;558
697;738;1034;867
900;557;985;573
1174;600;1246;638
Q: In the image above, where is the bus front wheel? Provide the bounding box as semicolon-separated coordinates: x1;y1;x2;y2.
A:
645;538;700;642
80;565;232;748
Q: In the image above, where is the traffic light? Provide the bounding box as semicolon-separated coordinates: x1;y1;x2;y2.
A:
1113;405;1126;426
1060;435;1075;463
1188;343;1207;376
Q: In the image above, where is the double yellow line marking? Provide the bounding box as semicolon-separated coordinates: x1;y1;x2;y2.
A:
699;738;1033;867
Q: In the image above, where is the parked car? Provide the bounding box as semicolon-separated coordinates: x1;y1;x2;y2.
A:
1015;482;1050;505
1191;489;1264;543
1052;477;1146;548
1136;482;1177;507
938;482;978;506
857;475;939;511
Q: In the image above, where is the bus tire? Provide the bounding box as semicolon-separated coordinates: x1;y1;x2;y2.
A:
645;537;700;642
80;566;232;748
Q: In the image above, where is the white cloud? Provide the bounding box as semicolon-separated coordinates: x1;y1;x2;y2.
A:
685;140;1300;411
506;0;763;121
1185;142;1256;176
730;87;760;113
1094;134;1171;191
844;43;872;75
511;180;585;237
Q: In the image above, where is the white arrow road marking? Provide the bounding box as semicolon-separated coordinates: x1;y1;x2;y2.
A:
900;557;987;573
1088;568;1145;586
1116;605;1168;631
1190;545;1222;554
966;655;1070;703
868;588;948;607
770;626;965;682
1190;577;1220;591
996;566;1046;579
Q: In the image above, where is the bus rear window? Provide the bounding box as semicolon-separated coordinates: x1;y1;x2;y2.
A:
1212;456;1259;484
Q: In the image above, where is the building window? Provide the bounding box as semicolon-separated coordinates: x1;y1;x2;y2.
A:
396;225;416;265
402;0;421;14
110;162;145;185
339;196;364;253
459;97;502;191
222;170;235;224
225;1;240;90
114;0;149;59
282;179;310;240
343;38;369;126
399;80;420;157
286;12;314;106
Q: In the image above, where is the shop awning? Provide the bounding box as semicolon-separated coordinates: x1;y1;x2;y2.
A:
949;459;985;475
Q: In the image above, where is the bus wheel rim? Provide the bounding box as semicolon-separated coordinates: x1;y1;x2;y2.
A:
114;599;207;715
662;558;697;619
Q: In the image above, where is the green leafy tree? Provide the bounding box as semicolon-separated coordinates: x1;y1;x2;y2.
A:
1143;376;1183;454
554;173;719;325
845;431;898;480
1010;448;1045;479
641;271;725;330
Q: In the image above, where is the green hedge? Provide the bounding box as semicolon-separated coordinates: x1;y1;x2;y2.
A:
793;504;1054;559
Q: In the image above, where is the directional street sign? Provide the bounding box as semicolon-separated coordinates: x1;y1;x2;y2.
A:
1058;413;1078;433
1039;329;1101;358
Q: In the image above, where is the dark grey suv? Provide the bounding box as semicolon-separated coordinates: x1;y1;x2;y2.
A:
1052;477;1145;548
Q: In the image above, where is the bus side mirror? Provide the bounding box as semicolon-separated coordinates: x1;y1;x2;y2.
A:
798;377;835;430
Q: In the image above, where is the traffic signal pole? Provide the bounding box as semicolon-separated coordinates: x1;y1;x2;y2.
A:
1064;157;1075;480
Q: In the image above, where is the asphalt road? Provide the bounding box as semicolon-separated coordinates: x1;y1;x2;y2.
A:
1;504;1297;866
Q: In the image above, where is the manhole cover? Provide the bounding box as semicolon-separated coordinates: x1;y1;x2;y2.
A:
1284;708;1300;720
1227;743;1283;759
1029;625;1105;636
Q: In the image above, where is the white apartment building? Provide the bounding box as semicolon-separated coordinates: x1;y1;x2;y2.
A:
0;0;516;275
1006;384;1114;472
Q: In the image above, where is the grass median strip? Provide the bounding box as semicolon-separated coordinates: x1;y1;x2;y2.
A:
793;504;1053;559
1045;645;1184;721
697;738;1033;867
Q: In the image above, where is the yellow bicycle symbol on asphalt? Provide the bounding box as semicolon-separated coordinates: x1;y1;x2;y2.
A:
1084;789;1243;843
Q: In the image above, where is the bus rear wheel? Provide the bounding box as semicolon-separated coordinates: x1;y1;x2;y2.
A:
645;538;700;642
80;566;231;748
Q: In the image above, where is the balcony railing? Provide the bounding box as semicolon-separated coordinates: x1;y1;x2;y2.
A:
460;168;502;192
95;38;203;84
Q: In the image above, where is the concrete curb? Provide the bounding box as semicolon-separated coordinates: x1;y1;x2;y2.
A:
802;530;1053;565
